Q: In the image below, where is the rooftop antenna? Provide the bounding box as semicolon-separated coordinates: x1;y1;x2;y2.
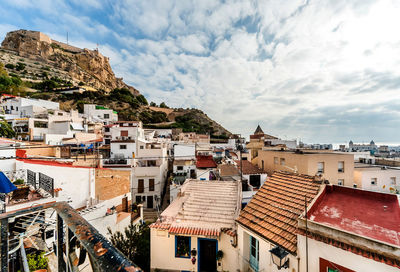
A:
66;31;69;45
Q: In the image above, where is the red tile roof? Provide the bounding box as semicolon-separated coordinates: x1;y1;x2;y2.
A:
196;155;217;168
307;185;400;247
235;160;267;175
151;223;230;238
236;171;322;254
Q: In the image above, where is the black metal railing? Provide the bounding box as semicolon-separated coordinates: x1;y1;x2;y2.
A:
39;172;54;197
27;170;36;189
0;202;142;272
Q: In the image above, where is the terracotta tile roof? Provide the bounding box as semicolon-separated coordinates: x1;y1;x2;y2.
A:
236;171;322;254
234;160;267;175
196;155;217;168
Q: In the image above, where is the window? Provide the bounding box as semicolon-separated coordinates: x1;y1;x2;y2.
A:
249;175;261;189
338;161;344;173
147;160;157;167
104;127;110;132
317;162;325;173
261;160;264;170
34;121;48;128
175;236;190;258
121;130;128;137
120;145;127;150
135;196;142;203
104;114;110;119
149;179;155;192
16;106;18;111
177;166;183;171
58;112;63;116
274;157;279;164
338;179;344;186
371;178;377;185
390;177;396;185
140;146;144;149
249;236;259;271
138;179;144;193
10;106;14;110
280;158;285;166
105;139;110;145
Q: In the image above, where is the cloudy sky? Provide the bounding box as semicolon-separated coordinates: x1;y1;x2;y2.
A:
1;0;400;144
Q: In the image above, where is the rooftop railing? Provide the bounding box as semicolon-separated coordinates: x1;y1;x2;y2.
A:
0;201;142;272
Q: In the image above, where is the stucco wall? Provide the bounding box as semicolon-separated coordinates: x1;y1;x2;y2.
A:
150;230;238;272
16;160;94;209
258;151;354;186
354;168;400;193
237;224;299;272
297;234;399;272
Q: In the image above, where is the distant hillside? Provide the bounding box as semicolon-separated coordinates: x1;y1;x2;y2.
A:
1;29;138;93
0;29;232;138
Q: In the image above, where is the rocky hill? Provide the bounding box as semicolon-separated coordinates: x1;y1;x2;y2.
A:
0;29;231;138
1;29;138;93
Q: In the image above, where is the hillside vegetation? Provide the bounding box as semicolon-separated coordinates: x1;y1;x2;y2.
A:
0;29;231;138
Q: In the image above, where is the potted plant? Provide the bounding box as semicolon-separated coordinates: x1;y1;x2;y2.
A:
216;250;224;260
27;251;48;272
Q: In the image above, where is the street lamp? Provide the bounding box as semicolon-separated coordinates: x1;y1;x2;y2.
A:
269;246;289;270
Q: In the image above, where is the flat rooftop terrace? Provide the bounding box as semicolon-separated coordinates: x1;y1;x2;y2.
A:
308;185;400;247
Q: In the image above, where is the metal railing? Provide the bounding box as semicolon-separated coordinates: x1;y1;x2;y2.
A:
0;202;142;272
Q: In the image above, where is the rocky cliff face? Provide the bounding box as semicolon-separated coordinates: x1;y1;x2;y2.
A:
1;30;138;93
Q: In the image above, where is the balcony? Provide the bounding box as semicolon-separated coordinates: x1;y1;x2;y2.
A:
0;202;142;271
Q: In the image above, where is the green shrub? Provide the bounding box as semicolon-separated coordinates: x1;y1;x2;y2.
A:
27;251;48;271
13;179;24;185
5;63;14;69
16;62;26;71
136;94;148;105
159;102;168;108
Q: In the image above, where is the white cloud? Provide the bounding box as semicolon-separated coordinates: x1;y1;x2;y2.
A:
1;0;400;142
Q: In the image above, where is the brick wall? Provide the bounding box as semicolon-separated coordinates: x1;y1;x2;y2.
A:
95;169;130;200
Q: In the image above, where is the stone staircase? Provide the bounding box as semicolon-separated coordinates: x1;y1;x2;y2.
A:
142;209;159;223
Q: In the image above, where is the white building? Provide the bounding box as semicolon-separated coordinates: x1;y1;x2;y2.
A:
354;162;400;193
172;143;196;183
83;104;118;125
348;140;377;152
106;121;144;168
131;141;168;209
1;95;59;117
236;172;322;272
297;185;400;272
150;179;241;272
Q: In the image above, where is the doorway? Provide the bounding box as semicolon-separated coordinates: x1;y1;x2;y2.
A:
198;238;217;272
147;195;153;209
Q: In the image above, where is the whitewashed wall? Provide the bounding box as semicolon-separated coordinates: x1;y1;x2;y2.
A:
16;160;94;209
297;234;399;272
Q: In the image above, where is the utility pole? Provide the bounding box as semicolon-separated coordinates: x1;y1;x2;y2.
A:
305;195;309;272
